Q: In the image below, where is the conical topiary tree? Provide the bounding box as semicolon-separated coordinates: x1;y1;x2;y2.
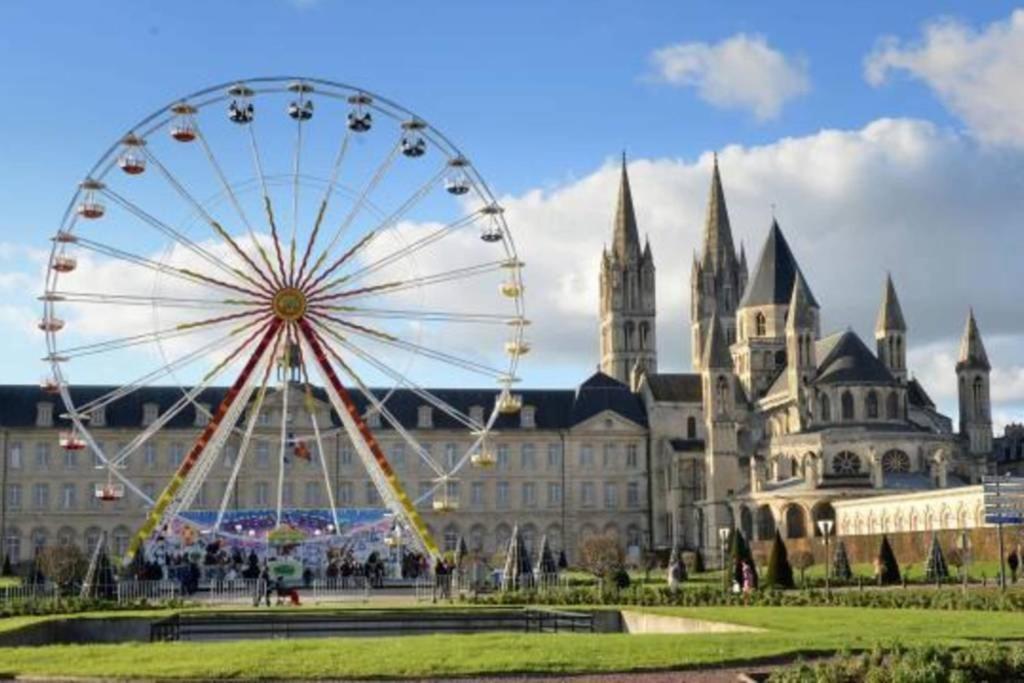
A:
533;535;559;588
500;524;534;591
667;545;687;591
924;533;949;582
729;529;758;589
765;530;795;589
557;549;568;570
832;539;853;582
691;547;706;573
875;534;901;585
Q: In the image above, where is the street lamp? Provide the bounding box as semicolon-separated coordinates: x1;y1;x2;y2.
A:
816;519;834;596
718;526;731;592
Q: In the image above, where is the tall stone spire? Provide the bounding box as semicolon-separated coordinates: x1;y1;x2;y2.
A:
612;153;640;261
875;274;907;335
875;273;908;381
701;153;738;274
956;308;992;457
957;308;990;371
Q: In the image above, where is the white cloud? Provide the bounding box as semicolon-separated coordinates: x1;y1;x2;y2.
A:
649;33;810;121
865;10;1024;147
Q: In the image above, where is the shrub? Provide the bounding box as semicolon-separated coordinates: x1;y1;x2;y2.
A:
790;551;814;587
832;539;853;582
875;535;901;586
924;534;949;582
578;533;625;580
765;531;795;589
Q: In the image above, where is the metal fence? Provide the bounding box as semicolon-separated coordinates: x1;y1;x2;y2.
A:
0;582;58;603
116;580;180;605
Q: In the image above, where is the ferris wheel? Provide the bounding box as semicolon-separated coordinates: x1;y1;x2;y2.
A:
40;77;528;563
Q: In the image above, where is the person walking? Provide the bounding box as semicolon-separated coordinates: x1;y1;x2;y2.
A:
254;563;271;607
741;561;755;605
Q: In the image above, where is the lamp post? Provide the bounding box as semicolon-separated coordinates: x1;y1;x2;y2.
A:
718;526;731;592
816;519;834;596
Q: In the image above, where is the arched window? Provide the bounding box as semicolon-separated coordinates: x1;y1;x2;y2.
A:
638;322;649;349
756;505;775;541
841;391;855;421
740;506;754;541
819;394;831;421
895;336;903;368
715;376;729;411
832;450;861;475
623;321;635;351
886;391;899;419
763;350;773;369
755;312;766;337
972;377;985;418
866;390;879;419
881;449;911;474
784;505;807;538
686;416;697;439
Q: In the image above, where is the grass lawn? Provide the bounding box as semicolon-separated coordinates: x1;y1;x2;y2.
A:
0;605;1022;679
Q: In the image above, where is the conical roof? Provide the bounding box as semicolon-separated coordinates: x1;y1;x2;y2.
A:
815;331;897;385
786;272;816;330
701;154;739;274
703;313;732;369
739;220;818;308
957;309;990;371
611;154;641;261
875;274;907;334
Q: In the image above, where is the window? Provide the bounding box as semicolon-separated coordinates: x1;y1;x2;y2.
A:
418;481;433;507
5;530;20;564
112;528;130;558
973;377;986;418
33;483;49;509
443;443;458;469
520;444;536;470
547;443;562;470
88;482;100;509
91;406;106;427
496;481;510;508
36;402;53;427
470;481;484;506
389;442;406;468
417;405;433;428
365;481;379;506
8;442;22;469
255;441;270;468
34;443;51;470
881;450;911;474
60;483;76;510
547;482;562;507
195;483;208;508
580;482;596;507
446;479;460;503
92;443;106;468
365;410;381;428
755;312;766;337
142;403;158;426
194;403;210;427
522;482;536;507
579;445;594;469
469;405;484;424
520;405;536;429
170;442;185;467
496;444;510;470
819;394;831;421
338;482;353;505
626;481;640;508
223;444;236;469
841;391;855;421
602;444;617;469
63;447;78;470
144;443;158;467
686;416;697;439
258;411;271;426
141;483;156;507
832;451;861;475
255;482;269;506
886;391;899;419
339;443;353;466
866;390;879;419
626;443;638;469
31;528;47;555
7;484;22;510
604;482;618;509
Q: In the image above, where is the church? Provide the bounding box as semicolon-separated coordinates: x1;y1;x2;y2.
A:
600;155;995;558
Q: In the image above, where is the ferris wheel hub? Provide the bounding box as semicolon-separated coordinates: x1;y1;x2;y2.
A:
272;287;307;321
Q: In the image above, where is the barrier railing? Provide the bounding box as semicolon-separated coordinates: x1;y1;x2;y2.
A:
116;580;180;605
0;583;58;603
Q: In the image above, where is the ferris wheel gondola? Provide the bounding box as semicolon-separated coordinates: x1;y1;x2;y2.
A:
42;76;527;564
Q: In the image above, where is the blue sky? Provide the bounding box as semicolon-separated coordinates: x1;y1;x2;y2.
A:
1;1;1023;428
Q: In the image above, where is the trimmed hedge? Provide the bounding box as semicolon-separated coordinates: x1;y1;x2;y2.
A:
0;597;183;618
769;644;1024;682
468;584;1024;611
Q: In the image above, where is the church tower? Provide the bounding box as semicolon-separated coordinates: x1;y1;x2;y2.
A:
600;155;656;383
875;274;908;383
956;309;992;456
691;155;746;372
785;273;818;430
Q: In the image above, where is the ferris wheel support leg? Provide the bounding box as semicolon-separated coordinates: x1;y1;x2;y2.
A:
296;318;441;561
123;318;284;566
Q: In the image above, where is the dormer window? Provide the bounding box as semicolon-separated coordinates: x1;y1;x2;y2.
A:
90;406;106;427
142;403;158;426
469;405;484;424
194;403;211;427
36;402;53;427
417;405;433;429
520;405;536;429
755;312;767;337
365;409;381;429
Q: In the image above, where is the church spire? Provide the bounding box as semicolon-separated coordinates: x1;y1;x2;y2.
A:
957;308;990;371
612;152;640;261
875;273;907;334
701;153;738;273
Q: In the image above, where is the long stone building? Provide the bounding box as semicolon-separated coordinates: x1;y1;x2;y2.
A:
0;155;1004;568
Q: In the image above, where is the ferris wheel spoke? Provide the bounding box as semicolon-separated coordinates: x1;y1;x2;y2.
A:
56;309;269;360
309;311;508;380
245;122;289;286
191;126;281;289
68;235;271;300
287;95;311;286
101;187;269;295
316;327;485;433
125;317;284;564
302;163;447;295
308;259;508;306
215;331;282;530
310;303;522;325
140;145;277;295
296;368;342;536
294;130;352;287
69;316;271;417
310;211;484;297
298;140;402;290
43;291;263;311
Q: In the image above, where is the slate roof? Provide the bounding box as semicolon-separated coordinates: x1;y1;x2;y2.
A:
611;154;641;261
703;313;733;369
907;379;935;409
739;220;819;308
814;331;898;386
957;309;990;371
645;374;702;403
0;376;648;431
